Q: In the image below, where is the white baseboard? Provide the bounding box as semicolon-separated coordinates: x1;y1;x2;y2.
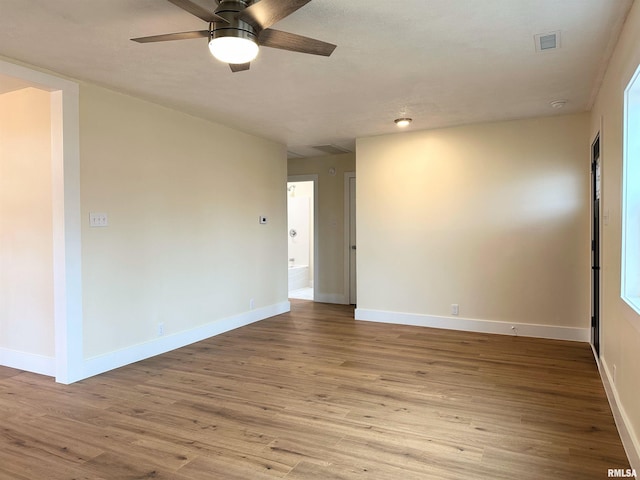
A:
0;347;55;377
78;301;291;381
599;356;640;472
314;292;348;305
354;308;590;342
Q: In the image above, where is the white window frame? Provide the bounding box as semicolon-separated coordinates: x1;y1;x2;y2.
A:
621;63;640;315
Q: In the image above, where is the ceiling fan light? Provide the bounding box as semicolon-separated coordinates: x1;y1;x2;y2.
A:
209;36;259;64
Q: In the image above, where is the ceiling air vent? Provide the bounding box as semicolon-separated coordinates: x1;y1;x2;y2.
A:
311;144;351;155
534;31;561;52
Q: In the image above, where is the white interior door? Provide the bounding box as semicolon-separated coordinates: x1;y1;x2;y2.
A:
349;176;357;305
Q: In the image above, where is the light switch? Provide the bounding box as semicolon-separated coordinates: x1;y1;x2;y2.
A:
89;212;108;227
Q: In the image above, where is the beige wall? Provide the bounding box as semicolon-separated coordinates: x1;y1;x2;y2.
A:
80;84;287;358
288;153;355;303
0;87;54;357
590;0;640;463
356;113;590;328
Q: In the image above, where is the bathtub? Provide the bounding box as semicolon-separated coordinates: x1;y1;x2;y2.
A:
288;265;310;291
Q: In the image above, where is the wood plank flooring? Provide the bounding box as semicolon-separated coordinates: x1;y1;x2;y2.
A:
0;300;630;479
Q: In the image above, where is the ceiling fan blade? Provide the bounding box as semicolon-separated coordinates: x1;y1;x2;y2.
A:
229;62;251;72
167;0;228;23
258;29;336;56
131;30;210;43
238;0;312;30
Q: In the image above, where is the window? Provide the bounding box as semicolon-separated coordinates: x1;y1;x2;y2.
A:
622;63;640;314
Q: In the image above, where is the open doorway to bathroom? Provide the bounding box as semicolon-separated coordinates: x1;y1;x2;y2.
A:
287;178;316;300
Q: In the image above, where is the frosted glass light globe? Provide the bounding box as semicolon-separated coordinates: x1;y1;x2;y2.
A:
209;37;259;64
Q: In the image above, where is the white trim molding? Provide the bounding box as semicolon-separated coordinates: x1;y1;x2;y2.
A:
0;58;82;384
355;308;590;342
599;356;640;472
621;63;640;318
0;348;56;377
79;301;290;381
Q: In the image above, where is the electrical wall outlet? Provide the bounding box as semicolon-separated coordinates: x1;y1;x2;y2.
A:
451;304;459;316
157;322;164;337
250;298;255;310
89;212;108;227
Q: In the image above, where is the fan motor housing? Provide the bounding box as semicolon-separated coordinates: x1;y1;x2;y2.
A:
211;0;258;43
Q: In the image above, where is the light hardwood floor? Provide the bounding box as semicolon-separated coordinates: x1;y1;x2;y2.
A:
0;300;630;479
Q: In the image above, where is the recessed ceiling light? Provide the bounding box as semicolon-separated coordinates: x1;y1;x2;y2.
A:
394;118;412;127
550;100;567;109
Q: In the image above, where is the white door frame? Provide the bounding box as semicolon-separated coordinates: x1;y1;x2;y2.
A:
287;174;318;301
0;59;82;384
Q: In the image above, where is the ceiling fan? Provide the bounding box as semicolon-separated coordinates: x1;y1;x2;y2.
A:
131;0;337;72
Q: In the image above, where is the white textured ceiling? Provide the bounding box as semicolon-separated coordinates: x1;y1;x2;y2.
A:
0;0;633;157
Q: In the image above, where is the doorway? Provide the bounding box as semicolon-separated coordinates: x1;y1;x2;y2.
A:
287;176;317;300
0;59;82;384
591;133;601;356
0;85;55;374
